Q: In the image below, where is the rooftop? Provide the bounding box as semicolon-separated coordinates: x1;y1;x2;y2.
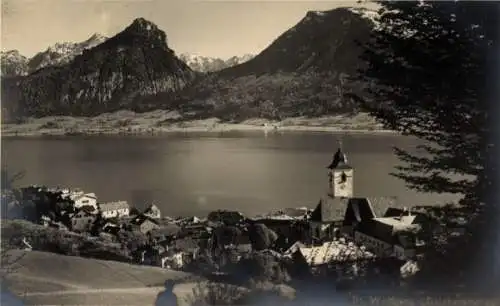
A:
310;197;348;222
298;240;375;266
72;192;97;201
374;216;420;229
327;147;351;170
131;214;159;226
99;201;129;212
144;204;161;214
357;217;421;247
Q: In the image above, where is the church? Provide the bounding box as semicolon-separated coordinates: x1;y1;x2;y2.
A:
309;145;396;243
308;144;428;259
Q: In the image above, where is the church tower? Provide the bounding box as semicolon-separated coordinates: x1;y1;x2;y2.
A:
326;145;353;198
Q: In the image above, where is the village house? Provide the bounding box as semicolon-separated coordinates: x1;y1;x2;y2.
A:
176;216;203;225
173;237;201;258
286;239;375;278
20;186;44;202
353;211;426;260
143;204;161;219
136;244;167;266
99;201;130;219
150;223;181;242
180;223;212;240
101;222;122;235
40;215;51;227
160;249;185;269
292;240;375;267
207;210;246;226
260;207;310;220
252;218;309;251
220;230;252;255
69;209;97;233
131;214;161;234
63;190;98;211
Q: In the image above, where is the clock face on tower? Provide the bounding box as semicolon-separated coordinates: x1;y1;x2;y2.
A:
332;170;352;197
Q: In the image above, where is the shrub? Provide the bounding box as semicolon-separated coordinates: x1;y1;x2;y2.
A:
114;118;133;127
189;282;250;306
186;281;296;306
1;220;130;262
117;229;148;252
39;121;60;129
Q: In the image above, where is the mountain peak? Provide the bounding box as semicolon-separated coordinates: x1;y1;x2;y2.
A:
127;18;161;34
86;33;107;43
306;10;328;17
218;6;374;77
179;53;255;73
120;18;168;47
1;50;28;77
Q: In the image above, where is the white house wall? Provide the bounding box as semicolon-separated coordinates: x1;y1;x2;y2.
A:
74;197;98;210
101;208;130;219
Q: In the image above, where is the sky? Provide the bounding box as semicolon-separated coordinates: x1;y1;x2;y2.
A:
1;0;376;59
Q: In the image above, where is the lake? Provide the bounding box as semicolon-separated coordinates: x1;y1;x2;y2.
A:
1;131;460;217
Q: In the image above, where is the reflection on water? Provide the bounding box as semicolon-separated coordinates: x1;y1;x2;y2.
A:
2;132;461;216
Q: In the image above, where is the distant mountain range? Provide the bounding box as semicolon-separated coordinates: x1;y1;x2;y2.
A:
1;33;108;77
178;53;255;73
1;45;254;77
1;7;379;122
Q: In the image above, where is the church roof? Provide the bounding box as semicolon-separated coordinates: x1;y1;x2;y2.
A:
310;196;348;223
342;198;377;226
311;196;398;224
327;148;352;170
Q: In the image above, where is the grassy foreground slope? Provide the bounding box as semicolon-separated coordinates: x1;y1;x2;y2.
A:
3;250;195;305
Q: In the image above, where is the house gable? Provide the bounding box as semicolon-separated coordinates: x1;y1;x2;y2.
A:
144;204;161;218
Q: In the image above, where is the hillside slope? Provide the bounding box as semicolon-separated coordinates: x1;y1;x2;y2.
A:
218;8;373;77
3;250;195;305
176;7;376;122
1;18;195;121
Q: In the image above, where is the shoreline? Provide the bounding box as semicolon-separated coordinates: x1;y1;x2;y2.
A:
0;110;398;138
1;124;397;138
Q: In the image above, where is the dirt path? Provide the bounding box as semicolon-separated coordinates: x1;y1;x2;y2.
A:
8;274;90;290
23;286;166;297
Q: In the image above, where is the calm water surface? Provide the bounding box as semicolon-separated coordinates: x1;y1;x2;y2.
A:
2;131;460;216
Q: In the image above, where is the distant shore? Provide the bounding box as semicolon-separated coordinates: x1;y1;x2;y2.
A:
1;110;397;138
